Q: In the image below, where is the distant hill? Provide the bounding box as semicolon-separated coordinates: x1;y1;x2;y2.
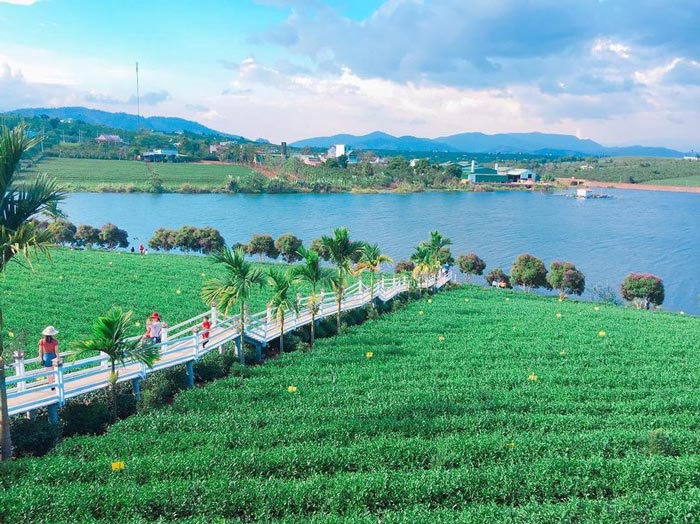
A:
8;107;240;138
292;131;684;157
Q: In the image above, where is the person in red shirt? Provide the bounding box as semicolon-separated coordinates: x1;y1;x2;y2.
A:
201;316;211;348
39;326;60;385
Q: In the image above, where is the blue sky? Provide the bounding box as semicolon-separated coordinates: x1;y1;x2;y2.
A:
1;0;698;150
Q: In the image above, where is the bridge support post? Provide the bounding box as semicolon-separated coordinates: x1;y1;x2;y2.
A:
255;343;263;364
185;361;195;389
47;404;59;426
132;377;142;401
236;336;244;366
13;351;26;392
210;302;218;327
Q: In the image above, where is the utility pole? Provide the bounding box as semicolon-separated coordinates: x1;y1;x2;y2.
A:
135;61;141;132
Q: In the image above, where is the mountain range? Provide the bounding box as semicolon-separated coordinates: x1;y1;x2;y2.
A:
291;131;684;157
6;107;685;157
8;106;240;138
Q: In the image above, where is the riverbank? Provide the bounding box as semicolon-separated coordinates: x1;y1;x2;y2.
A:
585;180;700;194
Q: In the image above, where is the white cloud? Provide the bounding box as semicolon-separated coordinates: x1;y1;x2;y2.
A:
0;0;42;4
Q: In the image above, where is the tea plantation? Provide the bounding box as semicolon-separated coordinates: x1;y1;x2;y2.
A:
2;280;700;523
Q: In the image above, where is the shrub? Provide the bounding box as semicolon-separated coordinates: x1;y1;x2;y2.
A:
485;268;512;288
647;429;677;456
590;284;622;305
99;223;129;249
511;254;550;291
247;234;279;260
139;366;190;412
547;261;585;297
621;273;665;308
275;233;303;263
394;260;415;273
9;416;58;457
193;351;236;382
457;253;486;281
47;218;77;245
62;385;137;437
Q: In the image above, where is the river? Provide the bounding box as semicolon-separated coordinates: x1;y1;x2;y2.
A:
62;189;700;314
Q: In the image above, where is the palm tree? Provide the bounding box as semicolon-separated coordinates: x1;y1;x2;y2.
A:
266;268;299;355
201;247;264;365
410;244;434;292
355;243;393;304
425;230;453;266
321;227;365;331
0;124;64;461
291;247;334;349
72;307;159;422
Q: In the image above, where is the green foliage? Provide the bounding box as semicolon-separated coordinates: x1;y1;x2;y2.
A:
647;429;678;457
47;218;76;245
621;273;665;307
3;286;699;522
74;224;100;247
275;233;303;263
149;226;225;254
485;268;512;288
8;416;58;457
511;253;550;291
547;261;586;296
394;260;415;273
457;253;486;280
246;233;279;260
98;223;129;249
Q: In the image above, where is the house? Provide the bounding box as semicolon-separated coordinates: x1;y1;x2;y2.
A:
95;134;123;144
500;167;540;183
461;160;506;184
328;144;349;158
296;154;323;166
142;149;179;162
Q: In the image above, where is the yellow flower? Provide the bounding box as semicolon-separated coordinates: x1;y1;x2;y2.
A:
176;289;182;295
555;312;562;318
201;272;206;277
418;310;424;315
528;373;539;381
111;461;125;471
287;385;298;393
464;298;469;302
560;349;566;356
438;335;445;342
506;441;516;449
108;261;113;266
505;298;510;302
680;311;686;315
427;299;433;304
598;330;606;337
8;331;14;338
134;322;141;328
558;298;563;302
365;351;374;359
594;306;600;311
59;275;64;280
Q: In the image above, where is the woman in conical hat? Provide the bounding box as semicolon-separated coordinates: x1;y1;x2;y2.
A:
39;326;60;385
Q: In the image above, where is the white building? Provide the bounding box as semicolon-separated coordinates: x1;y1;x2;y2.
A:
328;144;348;158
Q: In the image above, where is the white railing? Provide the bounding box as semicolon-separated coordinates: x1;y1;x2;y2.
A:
5;271;451;417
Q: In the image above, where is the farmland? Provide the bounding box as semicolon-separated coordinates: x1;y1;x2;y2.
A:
541;156;700;186
18;158;260;192
3;278;700;522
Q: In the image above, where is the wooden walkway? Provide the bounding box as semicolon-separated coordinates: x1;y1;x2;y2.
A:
5;273;451;417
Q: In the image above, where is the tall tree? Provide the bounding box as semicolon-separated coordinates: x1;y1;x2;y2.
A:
355;243;393;303
291;247;334;349
201;247;265;364
321;227;365;331
0;123;64;460
266;269;299;354
72;308;159;422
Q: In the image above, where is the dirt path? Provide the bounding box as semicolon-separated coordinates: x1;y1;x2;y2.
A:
558;179;700;194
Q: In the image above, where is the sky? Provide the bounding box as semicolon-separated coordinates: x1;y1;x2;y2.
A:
0;0;698;150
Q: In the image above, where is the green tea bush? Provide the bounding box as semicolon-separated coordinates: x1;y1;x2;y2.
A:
9;416;58;457
139;365;190;412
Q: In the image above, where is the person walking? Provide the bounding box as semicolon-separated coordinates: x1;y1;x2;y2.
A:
201;316;211;348
149;312;163;344
38;326;60;386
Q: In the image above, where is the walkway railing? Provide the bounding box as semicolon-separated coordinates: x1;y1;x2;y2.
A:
5;271;452;417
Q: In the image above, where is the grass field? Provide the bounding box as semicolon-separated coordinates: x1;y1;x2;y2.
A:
541;156;700;185
2;269;700;522
648;175;700;187
0;249;350;358
19;158;259;192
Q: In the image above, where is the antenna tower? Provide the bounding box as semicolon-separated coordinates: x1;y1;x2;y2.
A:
136;61;141;131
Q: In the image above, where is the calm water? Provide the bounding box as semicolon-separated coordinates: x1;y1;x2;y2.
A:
62;190;700;313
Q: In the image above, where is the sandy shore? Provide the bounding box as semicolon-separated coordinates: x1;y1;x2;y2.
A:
559;179;700;194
